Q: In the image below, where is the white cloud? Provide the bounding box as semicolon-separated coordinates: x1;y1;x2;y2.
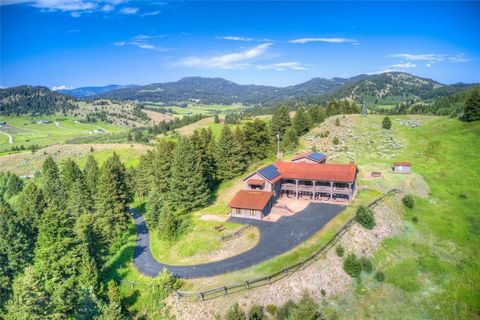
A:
449;54;468;63
141;10;161;16
256;61;308;71
218;36;254;42
120;7;138;14
289;37;358;44
388;62;416;68
114;34;168;51
52;85;73;91
179;43;272;69
426;63;432;68
386;53;446;63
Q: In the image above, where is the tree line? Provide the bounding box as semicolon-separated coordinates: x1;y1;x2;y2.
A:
0;153;177;318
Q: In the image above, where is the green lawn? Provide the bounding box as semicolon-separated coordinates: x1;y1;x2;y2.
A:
0;115;126;152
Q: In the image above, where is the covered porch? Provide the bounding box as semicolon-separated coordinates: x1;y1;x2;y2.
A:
280;179;355;203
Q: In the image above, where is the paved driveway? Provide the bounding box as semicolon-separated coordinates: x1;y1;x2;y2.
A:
131;202;345;278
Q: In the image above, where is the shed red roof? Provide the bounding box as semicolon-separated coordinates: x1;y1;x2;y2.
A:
394;162;411;166
247;179;265;186
274;161;357;183
228;190;273;210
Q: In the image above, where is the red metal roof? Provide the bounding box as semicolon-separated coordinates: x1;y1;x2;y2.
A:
228;190;273;210
394;162;411;166
247;179;265;186
274;161;357;183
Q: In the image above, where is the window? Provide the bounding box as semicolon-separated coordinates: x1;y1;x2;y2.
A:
250;209;256;216
236;208;241;215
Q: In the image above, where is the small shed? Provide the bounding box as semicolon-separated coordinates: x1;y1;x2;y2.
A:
393;162;411;174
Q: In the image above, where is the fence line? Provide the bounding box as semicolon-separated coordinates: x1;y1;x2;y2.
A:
220;224;251;241
120;188;401;302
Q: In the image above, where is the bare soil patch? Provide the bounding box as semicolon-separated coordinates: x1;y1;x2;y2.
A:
143;109;174;124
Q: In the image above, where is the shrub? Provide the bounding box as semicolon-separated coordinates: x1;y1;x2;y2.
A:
265;305;278;316
320;289;326;297
248;305;264;320
332;137;340;145
375;271;385;282
459;193;467;199
355;205;375;229
382;116;392;129
335;118;340;126
226;303;246;320
402;194;415;209
335;245;344;257
276;300;296;320
412;216;418;223
360;257;373;273
289;291;323;320
343;253;362;277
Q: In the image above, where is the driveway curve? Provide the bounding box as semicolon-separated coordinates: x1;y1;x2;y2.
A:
131;202;345;278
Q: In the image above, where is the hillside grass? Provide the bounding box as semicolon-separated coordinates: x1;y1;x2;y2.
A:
329;117;480;319
0;115;126;152
144;102;247;117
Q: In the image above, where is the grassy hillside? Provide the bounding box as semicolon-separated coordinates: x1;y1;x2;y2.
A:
322;116;480;319
0;115;127;153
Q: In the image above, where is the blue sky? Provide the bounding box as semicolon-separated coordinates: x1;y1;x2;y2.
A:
1;1;479;89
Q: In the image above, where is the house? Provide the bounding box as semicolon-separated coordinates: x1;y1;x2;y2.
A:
0;121;6;125
229;159;357;220
393;162;411;174
291;151;326;164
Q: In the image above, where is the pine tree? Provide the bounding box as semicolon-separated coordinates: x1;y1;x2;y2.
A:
191;128;217;190
289;291;322;320
144;185;165;230
62;159;93;217
33;203;81;316
0;199;36;312
83;154;99;195
464;87;480;121
244;119;273;161
158;202;179;240
215;125;245;180
270;105;291;139
169;138;209;211
233;125;248;172
5;267;53;320
41;156;66;208
95;153;132;241
382;116;392;129
292;107;309;136
4;173;23;198
14;181;45;237
151;140;176;193
75;288;102;320
281;126;299;152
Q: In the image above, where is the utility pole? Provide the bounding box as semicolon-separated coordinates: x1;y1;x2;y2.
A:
276;132;282;159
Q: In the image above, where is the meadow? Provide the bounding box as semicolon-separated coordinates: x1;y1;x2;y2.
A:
144;102;248;117
0;115;126;153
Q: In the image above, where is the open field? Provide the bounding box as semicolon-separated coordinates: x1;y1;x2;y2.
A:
0;115;127;153
144;102;248;117
0;143;152;175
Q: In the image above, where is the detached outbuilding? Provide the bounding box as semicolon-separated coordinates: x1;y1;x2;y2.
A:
393;162;411;174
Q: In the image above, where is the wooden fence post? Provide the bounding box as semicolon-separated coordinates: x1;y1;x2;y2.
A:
199;292;205;301
223;287;228;296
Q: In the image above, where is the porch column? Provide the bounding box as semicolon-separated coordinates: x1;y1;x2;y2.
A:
348;183;352;202
330;182;334;200
313;181;316;199
296;179;299;199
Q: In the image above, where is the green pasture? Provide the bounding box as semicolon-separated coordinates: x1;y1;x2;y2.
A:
0;115;126;151
144;102;247;117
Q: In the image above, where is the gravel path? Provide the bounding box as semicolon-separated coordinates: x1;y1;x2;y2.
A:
0;131;13;144
131;203;345;278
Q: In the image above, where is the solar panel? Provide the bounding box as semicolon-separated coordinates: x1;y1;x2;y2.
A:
308;152;326;162
258;164;281;181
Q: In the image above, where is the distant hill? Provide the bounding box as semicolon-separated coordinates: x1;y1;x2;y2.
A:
58;84;139;98
91;73;476;105
0;85;77;116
